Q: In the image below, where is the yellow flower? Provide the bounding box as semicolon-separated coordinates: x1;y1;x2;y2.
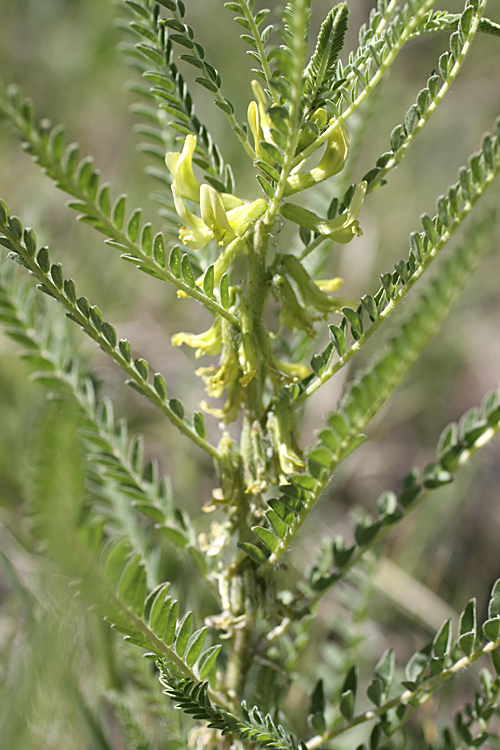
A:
196;345;240;400
172;178;267;252
171;318;222;359
200;184;234;245
280;254;344;315
315;277;344;292
280;181;367;245
200;380;242;424
226;198;267;237
284;119;350;196
274;358;312;381
247;81;274;158
172;185;213;250
317;181;367;243
165;134;200;203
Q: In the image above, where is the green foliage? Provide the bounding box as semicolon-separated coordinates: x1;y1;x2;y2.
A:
0;1;500;749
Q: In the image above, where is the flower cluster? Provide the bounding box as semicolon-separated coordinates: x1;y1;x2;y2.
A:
247;80;351;197
167;85;367;425
166;134;267;251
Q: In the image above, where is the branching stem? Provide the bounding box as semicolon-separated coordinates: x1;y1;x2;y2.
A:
306;635;500;748
295;159;500;406
369;0;489;193
291;0;438;169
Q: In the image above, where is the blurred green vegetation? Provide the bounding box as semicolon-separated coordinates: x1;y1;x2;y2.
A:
0;0;499;747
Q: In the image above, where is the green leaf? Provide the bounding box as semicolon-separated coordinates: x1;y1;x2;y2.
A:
422;462;453;488
132;503;165;524
169;398;185;420
341;665;357;696
198;645;222;680
117;554;147;615
175;612;193;658
100;321;117;348
328;324;346;356
488;579;500;618
264;509;288;539
256;160;280;183
252;526;278;552
193;411;206;439
340;689;355;720
50;263;64;289
134;358;149;381
159;525;188;550
186;544;207;577
153;372;168;401
203;265;214;297
169;246;182;277
459;598;477;638
482;618;500;642
195;77;218;93
101;538;129;589
268;498;294;526
375;649;395;693
164;600;178;646
36;247;50;274
119;339;132;363
150;593;173;638
433;619;452;659
127;208;142;242
143;582;170;624
185;627;207;668
354;518;382;546
259;141;284;165
181;254;196;288
366;677;383;706
291;475;316;492
111;195;127;229
237;542;270;564
309;678;325;718
405;643;432;683
220;274;229;309
257;175;275;198
342;306;363;339
491;649;500;676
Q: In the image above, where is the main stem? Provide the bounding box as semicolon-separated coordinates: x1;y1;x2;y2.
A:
224;220;271;700
240;219;272;478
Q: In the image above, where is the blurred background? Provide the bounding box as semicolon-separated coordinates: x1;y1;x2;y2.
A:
0;0;500;747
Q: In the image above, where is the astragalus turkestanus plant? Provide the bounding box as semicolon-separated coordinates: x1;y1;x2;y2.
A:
1;1;500;748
